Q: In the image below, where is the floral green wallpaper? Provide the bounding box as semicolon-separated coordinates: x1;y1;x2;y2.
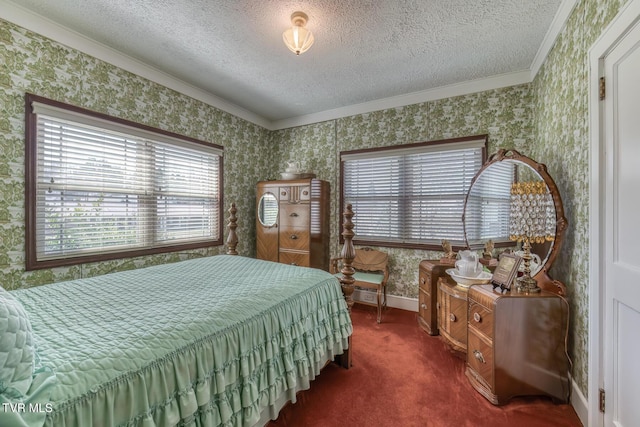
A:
272;85;535;298
531;0;627;398
0;18;269;289
0;0;629;403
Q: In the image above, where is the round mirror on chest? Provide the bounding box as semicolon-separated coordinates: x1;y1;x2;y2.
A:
462;149;568;295
258;192;278;227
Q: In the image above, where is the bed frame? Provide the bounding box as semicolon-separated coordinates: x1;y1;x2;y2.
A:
225;202;355;368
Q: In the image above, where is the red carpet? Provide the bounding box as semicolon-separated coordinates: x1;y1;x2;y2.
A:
269;305;582;427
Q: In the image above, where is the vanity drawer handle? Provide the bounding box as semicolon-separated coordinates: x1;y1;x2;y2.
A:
473;350;485;364
449;313;456;322
290;234;298;240
302;190;309;196
289;212;299;217
473;312;482;323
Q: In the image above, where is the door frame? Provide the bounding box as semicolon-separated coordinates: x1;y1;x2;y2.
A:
588;1;640;426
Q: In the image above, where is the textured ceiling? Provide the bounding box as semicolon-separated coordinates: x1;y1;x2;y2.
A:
6;0;565;127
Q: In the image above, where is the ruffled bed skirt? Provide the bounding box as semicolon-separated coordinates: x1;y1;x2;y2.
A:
44;283;352;427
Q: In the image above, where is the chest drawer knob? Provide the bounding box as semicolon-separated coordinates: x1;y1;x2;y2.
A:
473;349;485;364
289;212;299;217
420;277;425;285
473;312;482;323
449;313;457;322
290;234;298;240
421;303;427;310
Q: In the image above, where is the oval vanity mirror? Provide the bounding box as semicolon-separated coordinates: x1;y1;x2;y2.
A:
462;149;567;293
258;192;278;227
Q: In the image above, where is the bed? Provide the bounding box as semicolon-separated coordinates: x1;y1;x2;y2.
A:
0;205;357;427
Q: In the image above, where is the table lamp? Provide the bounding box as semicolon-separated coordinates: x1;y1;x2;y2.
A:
509;181;555;293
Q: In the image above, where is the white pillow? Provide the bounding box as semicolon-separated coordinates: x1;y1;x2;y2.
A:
0;286;35;394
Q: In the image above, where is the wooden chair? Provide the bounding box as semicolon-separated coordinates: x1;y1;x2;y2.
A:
330;247;389;323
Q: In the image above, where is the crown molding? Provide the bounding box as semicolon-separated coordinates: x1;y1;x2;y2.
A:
270;71;532;130
0;0;271;129
530;0;579;79
2;0;574;132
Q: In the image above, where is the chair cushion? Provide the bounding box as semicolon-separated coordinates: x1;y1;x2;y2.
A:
335;272;384;286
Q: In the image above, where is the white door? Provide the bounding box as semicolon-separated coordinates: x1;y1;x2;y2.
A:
602;17;640;427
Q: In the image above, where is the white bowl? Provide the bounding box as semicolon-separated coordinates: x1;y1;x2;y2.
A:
281;172;303;180
445;268;492;287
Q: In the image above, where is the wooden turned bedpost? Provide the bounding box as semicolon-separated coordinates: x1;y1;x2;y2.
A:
339;204;356;311
337;203;355;369
226;203;238;255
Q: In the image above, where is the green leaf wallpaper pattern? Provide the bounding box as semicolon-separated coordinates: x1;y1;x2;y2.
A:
0;0;629;401
531;0;628;397
0;18;268;289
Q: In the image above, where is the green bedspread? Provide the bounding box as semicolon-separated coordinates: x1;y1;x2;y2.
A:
11;255;352;427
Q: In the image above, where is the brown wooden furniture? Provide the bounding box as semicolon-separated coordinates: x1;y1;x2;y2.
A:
455;150;571;404
330;247;389;323
437;276;469;353
256;178;330;270
466;284;570;404
418;260;453;335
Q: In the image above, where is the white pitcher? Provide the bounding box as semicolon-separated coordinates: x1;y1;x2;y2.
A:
455;250;482;277
285;161;300;173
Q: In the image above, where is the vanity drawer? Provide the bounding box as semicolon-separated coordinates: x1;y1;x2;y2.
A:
279;186;292;201
438;277;468;352
298;185;311;201
419;268;431;293
279;229;310;250
279;204;310;228
468;299;494;338
279;250;309;267
467;331;494;389
418;288;431;322
417;261;441;336
279;185;312;203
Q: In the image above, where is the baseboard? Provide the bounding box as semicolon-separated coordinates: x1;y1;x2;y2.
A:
352;289;418;312
570;375;588;426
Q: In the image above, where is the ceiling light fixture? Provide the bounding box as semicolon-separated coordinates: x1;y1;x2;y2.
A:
282;11;314;55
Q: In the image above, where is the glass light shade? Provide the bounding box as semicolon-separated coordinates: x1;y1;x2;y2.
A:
283;25;314;55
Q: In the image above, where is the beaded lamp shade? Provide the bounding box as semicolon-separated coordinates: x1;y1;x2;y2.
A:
509;181;555;292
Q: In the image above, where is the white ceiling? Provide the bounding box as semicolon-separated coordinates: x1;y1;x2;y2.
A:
3;0;575;130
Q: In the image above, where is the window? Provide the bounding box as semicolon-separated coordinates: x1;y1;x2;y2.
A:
25;94;223;270
463;160;515;246
340;135;489;249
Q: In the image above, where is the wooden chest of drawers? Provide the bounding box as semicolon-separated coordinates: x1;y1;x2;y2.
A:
417;260;452;335
437;276;469;353
465;284;570;405
256;179;330;270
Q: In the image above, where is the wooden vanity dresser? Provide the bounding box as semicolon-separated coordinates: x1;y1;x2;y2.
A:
465;284;570;404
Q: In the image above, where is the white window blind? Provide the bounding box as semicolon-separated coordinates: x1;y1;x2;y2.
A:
463;161;515;245
31;101;222;262
341;137;487;246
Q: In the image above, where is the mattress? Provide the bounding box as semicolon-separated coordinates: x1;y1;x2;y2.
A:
10;255;352;426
